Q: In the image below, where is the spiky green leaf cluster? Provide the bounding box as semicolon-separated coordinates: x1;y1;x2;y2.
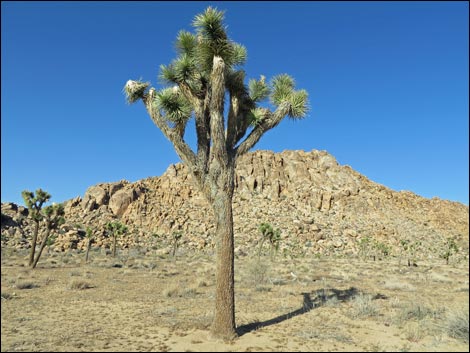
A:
43;203;64;217
21;189;51;221
85;227;94;239
249;77;270;103
43;203;65;229
287;89;309;118
271;74;295;105
270;74;309;119
175;30;197;56
154;88;192;123
106;221;128;237
247;107;267;127
192;7;247;73
124;80;150;104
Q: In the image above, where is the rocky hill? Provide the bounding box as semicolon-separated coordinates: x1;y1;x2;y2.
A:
2;149;468;259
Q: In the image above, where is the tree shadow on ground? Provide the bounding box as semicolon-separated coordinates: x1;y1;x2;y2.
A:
236;286;359;336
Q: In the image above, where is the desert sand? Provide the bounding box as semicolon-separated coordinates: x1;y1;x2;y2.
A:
1;247;468;352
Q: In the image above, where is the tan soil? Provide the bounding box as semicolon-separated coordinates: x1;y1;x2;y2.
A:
1;248;468;352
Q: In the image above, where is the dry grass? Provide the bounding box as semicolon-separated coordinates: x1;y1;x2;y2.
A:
68;279;93;290
14;280;38;290
348;293;379;319
446;309;469;343
1;248;468;352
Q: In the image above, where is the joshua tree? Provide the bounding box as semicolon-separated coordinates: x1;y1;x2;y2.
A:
21;189;51;267
171;231;183;257
124;7;309;339
399;239;421;267
440;237;459;265
32;203;65;269
85;227;94;263
258;222;281;258
106;222;128;258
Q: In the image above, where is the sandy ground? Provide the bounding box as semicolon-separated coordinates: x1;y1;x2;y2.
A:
1;247;468;352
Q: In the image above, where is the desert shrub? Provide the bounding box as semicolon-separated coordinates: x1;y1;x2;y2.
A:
246;258;270;288
399;302;438;321
446;309;469;343
349;293;378;318
1;291;15;300
163;284;181;298
15;280;38;290
404;322;425;342
68;279;93;290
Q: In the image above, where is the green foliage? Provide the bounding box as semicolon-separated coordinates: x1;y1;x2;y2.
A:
106;221;128;237
248;76;270;103
125;6;309;135
21;188;51;221
258;222;281;257
106;222;128;258
85;227;93;239
175;30;197;56
192;7;246;72
154;87;192;123
45;234;56;247
43;203;65;230
400;239;422;266
440;237;459;265
373;240;391;259
358;236;372;260
270;74;309;119
247;107;267;127
271;74;295;105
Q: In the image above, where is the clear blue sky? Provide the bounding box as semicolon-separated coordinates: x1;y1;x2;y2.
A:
2;1;469;206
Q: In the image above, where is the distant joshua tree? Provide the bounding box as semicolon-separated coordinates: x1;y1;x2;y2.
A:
124;7;309;339
106;222;128;258
440;237;459;265
85;227;94;263
258;222;281;258
21;189;51;267
171;231;183;257
32;203;65;269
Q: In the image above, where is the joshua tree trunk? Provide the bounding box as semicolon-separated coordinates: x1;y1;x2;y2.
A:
208;166;236;339
85;238;92;263
112;235;117;258
28;220;40;266
32;228;50;269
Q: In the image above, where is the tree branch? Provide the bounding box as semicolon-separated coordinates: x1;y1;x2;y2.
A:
225;94;239;149
235;102;290;158
209;56;228;163
142;91;197;169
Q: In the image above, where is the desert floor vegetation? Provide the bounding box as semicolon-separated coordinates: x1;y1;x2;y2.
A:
1;247;468;352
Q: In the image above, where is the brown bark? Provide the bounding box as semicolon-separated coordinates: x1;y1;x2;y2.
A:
28;220;39;266
85;238;92;263
32;227;50;269
209;165;237;340
112;235;117;258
